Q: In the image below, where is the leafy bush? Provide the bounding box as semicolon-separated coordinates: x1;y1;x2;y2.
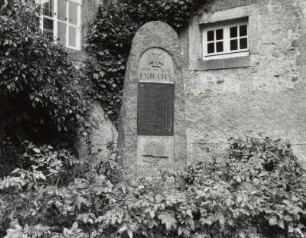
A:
180;137;306;238
0;137;305;238
86;0;205;123
0;0;90;148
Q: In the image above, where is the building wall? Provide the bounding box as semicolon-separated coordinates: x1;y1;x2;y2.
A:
181;0;306;167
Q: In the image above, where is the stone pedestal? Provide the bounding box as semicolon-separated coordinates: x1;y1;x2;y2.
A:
118;21;187;179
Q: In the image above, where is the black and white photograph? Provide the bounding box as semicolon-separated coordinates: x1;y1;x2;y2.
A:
1;0;306;237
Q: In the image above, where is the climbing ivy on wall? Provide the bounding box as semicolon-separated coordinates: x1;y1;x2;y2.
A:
86;0;206;123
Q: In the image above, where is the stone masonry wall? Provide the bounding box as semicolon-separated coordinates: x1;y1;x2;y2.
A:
182;0;306;167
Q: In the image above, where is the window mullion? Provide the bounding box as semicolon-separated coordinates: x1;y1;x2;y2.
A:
76;3;81;50
238;25;240;50
204;30;208;57
214;30;217;53
66;0;69;47
40;1;44;33
54;0;58;42
203;31;206;57
225;26;229;53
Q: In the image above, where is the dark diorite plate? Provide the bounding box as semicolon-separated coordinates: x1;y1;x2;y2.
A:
137;82;174;136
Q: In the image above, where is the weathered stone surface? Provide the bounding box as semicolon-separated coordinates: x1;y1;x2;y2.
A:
118;21;187;178
182;0;306;168
89;101;118;162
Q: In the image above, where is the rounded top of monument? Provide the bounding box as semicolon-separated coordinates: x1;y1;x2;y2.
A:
133;21;179;44
139;21;175;30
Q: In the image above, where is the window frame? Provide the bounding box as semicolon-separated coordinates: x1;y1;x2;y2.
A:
202;20;249;60
38;0;82;51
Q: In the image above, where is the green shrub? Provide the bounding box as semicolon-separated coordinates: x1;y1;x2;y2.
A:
0;137;305;238
0;0;90;148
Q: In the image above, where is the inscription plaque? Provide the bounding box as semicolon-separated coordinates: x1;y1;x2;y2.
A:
137;82;174;136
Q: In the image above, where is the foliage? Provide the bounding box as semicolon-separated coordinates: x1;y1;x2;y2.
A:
123;0;204;29
86;0;205;123
180;137;306;238
85;4;138;123
0;137;305;238
0;0;90;148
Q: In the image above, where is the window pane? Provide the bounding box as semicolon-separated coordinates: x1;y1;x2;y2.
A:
207;43;214;54
230;26;237;38
216;42;223;52
58;21;67;45
68;26;77;47
240;38;248;49
58;0;67;21
230;39;238;51
216;29;223;40
43;0;53;16
69;1;78;25
240;25;247;36
207;30;214;41
43;17;53;31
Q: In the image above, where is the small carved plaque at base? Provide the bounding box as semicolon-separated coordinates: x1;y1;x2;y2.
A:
142;139;168;163
137;136;174;169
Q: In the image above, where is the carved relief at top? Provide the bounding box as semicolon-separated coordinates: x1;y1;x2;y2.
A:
138;48;174;83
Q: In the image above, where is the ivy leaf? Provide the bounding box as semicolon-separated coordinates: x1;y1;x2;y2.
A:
32;147;41;154
269;216;278;226
127;230;133;238
218;214;225;227
158;212;177;230
278;219;285;229
201;215;215;225
284;215;293;222
118;224;128;233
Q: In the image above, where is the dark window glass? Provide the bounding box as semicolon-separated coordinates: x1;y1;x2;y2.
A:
43;0;53;16
207;43;215;54
43;17;53;31
230;39;238;51
230;26;237;38
216;42;224;52
207;30;214;41
240;38;248;49
216;29;223;40
240;25;247;36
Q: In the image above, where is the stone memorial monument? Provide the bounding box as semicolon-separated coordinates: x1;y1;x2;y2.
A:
118;21;186;178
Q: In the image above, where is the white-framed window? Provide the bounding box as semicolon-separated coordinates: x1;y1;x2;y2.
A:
202;19;249;60
36;0;82;50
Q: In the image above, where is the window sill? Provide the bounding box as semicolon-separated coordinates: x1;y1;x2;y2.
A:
190;55;251;71
204;51;249;60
